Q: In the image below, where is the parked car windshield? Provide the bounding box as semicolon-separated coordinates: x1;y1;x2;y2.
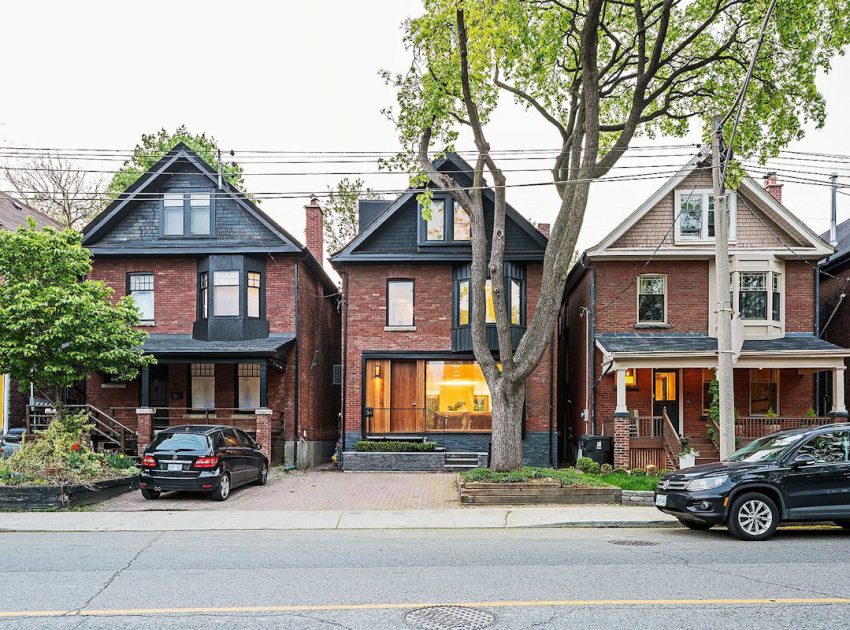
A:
726;433;805;463
149;433;210;452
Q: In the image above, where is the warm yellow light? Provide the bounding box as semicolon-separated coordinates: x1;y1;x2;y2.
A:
375;365;382;378
625;368;637;387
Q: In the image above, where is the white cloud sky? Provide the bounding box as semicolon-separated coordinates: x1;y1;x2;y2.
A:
2;0;848;267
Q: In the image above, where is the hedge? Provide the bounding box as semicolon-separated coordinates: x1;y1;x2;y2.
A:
354;440;437;453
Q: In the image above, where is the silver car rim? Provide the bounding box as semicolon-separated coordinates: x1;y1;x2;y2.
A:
261;466;268;483
738;500;772;536
220;475;230;498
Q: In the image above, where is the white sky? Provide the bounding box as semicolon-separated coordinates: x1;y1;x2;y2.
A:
2;0;849;268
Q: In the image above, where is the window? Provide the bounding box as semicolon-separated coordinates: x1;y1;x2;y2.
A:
191;364;215;410
625;368;638;389
163;193;183;236
213;270;240;316
237;363;261;409
189;193;211;236
247;272;261;318
425;360;492;432
675;190;736;241
484;280;496;323
128;273;154;323
637;275;666;323
750;368;779;415
387;279;414;327
797;431;850;464
426;199;445;241
453;203;471;241
458;280;470;325
199;272;209;319
510;279;521;325
739;272;768;320
772;274;781;322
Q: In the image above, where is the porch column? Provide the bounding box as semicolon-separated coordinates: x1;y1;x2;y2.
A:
255;407;273;462
136;407;154;456
140;365;150;408
613;368;630;469
831;366;848;417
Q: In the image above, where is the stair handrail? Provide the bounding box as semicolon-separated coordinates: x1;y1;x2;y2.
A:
661;408;680;469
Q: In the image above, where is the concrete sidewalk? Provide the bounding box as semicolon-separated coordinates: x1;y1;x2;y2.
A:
0;505;677;532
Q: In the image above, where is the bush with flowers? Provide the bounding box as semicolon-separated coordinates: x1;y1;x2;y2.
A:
0;412;138;486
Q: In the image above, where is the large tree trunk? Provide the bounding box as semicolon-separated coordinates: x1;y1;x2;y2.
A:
489;380;525;471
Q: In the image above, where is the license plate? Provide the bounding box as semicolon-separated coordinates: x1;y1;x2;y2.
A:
655;494;667;507
167;463;183;472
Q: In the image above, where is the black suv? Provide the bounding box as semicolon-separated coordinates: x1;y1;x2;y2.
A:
140;425;268;501
655;423;850;540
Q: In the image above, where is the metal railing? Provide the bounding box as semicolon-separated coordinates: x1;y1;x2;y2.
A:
110;407;261;433
364;407;492;434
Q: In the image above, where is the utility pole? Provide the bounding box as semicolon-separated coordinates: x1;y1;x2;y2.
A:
831;172;839;246
711;115;736;460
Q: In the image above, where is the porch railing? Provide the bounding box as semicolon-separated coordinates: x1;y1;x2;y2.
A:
735;416;833;442
630;415;664;439
661;408;679;469
364;408;492;434
26;404;138;457
110;407;261;433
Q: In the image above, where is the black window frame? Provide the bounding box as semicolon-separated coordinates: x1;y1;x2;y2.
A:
212;269;241;318
418;196;474;246
453;264;525;328
637;274;666;324
159;189;216;238
247;271;262;319
386;278;415;327
199;272;209;320
127;272;155;325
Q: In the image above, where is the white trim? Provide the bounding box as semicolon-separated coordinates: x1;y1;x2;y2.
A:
636;273;668;325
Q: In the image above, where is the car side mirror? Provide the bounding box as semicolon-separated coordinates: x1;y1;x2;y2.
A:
792;453;817;468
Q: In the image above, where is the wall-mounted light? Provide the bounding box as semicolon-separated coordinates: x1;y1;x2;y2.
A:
375;364;382;378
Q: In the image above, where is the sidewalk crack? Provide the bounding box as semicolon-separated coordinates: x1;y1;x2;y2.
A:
503;510;512;527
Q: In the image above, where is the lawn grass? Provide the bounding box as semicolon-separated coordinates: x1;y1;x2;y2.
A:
459;466;660;492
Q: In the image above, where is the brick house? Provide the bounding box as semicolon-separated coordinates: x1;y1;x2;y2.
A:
560;154;849;470
0;192;62;433
331;153;557;468
81;143;340;467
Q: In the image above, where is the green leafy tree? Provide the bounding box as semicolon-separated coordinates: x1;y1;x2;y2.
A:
106;125;245;201
0;220;154;406
386;0;850;470
324;177;383;253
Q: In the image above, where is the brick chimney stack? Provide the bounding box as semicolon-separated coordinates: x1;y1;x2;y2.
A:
537;223;551;238
763;172;783;204
305;196;324;266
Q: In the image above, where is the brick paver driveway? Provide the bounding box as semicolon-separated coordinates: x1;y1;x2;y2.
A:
97;467;460;511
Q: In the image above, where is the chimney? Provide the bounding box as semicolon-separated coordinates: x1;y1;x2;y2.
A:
763;171;783;204
305;196;324;266
537;223;551;238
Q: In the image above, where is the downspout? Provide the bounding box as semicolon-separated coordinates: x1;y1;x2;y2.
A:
293;259;301;468
341;270;348;456
548;329;555;467
589;263;597;435
815;266;821;413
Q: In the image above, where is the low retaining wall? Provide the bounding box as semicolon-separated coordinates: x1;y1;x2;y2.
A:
459;481;622;505
621;490;655;506
0;476;139;510
342;451;487;472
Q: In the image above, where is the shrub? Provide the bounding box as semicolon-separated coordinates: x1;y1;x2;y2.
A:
658;468;671;476
612;466;628;475
645;464;658;476
630;467;646;477
354;440;437;453
576;457;600;474
599;463;613;474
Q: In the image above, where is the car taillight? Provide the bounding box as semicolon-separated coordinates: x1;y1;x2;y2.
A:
193;456;219;469
142;455;156;468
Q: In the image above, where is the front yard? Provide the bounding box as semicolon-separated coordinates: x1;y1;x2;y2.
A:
459;466;661;492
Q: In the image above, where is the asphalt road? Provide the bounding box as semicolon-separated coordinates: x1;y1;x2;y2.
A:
2;525;850;629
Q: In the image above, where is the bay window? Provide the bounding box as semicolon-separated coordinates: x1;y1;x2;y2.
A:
739;272;768;320
455;267;525;328
199;272;209;319
247;272;261;318
213;271;240;316
458;280;470;325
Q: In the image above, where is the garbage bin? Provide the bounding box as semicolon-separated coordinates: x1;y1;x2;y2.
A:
578;435;613;466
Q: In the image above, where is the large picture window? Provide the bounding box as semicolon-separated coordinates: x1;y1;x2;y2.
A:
191;364;215;410
128;273;154;324
213;270;240;316
387;279;414;327
739;272;768;320
637;275;666;324
425;361;492;432
750;369;779;416
454;264;525;329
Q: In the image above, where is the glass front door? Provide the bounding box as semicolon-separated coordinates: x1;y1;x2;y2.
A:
653;369;680;433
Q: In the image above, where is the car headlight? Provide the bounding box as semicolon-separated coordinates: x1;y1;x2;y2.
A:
686;475;728;491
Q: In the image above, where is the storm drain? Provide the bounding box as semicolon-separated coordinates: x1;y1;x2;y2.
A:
608;539;659;547
404;605;495;630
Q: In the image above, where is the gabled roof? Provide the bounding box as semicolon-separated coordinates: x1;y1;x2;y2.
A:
820;218;850;271
585;152;832;259
330;152;549;264
0;191;62;230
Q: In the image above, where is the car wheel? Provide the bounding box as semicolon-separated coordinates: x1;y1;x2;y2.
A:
727;493;779;541
677;518;713;531
211;473;231;501
833;521;850;529
141;488;161;500
255;463;268;486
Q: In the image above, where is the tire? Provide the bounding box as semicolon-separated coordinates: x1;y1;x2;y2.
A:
141;488;161;500
677;518;713;531
255;463;269;486
211;473;231;501
726;492;779;541
834;521;850;529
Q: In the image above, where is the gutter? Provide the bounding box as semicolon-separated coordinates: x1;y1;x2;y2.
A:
548;331;554;467
341;271;349;456
589;262;597;434
293;258;301;469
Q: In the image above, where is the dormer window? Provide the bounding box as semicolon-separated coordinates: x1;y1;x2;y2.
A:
674;189;736;242
419;198;472;244
161;191;214;237
426;200;445;241
453;204;471;241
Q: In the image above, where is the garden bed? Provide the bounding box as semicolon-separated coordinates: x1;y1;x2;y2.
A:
0;475;139;510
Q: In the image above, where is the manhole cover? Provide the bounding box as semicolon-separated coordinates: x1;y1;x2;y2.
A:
404;605;495;630
608;539;659;547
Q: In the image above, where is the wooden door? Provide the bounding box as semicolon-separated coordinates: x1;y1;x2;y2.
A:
390;361;421;433
653;369;680;433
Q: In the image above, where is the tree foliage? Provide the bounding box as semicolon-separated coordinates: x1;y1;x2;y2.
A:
386;0;850;470
106;125;245;200
0;220;153;403
323;177;383;253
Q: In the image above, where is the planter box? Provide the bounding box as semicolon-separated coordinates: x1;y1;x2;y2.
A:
342;451;487;472
458;480;622;505
0;476;139;511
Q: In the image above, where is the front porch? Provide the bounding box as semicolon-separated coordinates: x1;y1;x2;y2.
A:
596;334;849;469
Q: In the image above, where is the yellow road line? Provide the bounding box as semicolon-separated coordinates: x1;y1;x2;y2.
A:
2;598;850;618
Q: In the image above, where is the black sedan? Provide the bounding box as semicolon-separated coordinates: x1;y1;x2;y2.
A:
139;425;268;501
655;423;850;540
